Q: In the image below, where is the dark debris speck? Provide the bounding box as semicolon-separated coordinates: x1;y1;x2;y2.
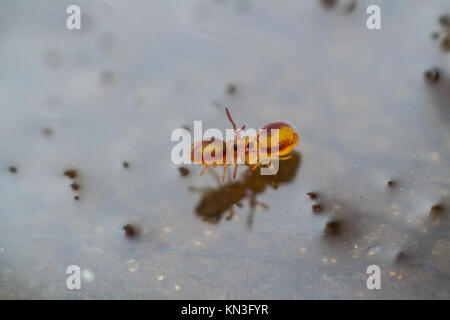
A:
312;204;322;213
100;69;115;86
123;224;137;238
396;251;406;261
430;204;443;213
307;192;317;200
8;166;18;174
441;36;450;51
64;169;78;180
324;220;341;235
439;15;450;27
42;127;53;137
178;167;190;177
70;182;80;191
424;68;440;83
226;84;237;95
320;0;337;9
344;0;356;14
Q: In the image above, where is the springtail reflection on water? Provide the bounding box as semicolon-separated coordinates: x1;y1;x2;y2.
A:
189;151;301;229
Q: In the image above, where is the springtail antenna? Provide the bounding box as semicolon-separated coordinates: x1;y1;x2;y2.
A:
225;107;237;132
225;107;246;138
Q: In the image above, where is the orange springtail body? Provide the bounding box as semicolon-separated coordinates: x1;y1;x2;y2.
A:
190;137;236;183
189;108;299;182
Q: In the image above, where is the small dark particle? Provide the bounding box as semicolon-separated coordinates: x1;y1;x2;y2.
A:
74;196;80;201
387;180;395;187
70;182;80;191
431;32;440;41
307;192;317;199
226;84;236;95
178;167;189;177
441;36;450;52
430;204;443;213
429;204;446;220
324;220;341;234
344;0;356;14
123;224;137;238
320;0;337;9
439;15;450;27
64;169;77;180
424;68;440;83
312;204;322;213
42;127;53;137
431;204;442;211
396;251;406;261
100;69;115;86
122;162;130;168
182;125;191;133
8;166;18;174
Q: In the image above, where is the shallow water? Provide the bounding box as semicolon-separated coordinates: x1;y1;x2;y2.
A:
0;0;449;299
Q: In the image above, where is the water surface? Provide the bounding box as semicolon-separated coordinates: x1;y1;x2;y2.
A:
0;0;449;299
